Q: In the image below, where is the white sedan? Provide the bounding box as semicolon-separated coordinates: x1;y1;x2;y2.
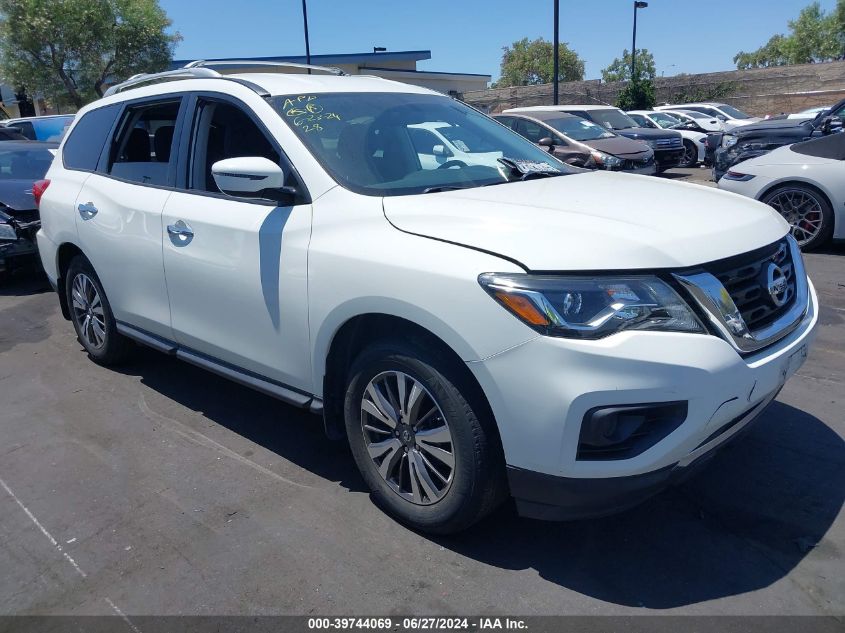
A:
718;133;844;250
627;110;707;167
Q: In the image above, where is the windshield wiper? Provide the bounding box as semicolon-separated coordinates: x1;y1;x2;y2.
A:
422;184;475;194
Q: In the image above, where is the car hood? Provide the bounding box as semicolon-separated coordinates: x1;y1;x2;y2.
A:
730;118;814;137
583;136;651;157
382;172;788;271
0;179;37;211
613;127;681;141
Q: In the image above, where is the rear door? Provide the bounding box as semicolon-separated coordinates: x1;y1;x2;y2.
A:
161;94;313;389
73;97;186;338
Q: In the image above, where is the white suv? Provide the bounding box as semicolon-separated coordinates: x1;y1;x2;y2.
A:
36;62;818;533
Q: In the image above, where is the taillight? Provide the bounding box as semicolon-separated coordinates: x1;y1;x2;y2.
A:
32;179;50;207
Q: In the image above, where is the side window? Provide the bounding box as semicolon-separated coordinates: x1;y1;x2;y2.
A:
515;119;546;143
63;104;121;171
188;99;282;193
494;116;515;129
108;100;180;186
14;121;36;140
407;127;441;155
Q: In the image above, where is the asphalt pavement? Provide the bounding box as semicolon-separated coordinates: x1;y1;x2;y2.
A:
0;192;842;619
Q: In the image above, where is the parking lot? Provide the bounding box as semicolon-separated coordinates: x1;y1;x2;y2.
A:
1;197;843;619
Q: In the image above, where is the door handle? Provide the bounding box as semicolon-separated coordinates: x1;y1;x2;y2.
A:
166;220;194;244
78;202;98;220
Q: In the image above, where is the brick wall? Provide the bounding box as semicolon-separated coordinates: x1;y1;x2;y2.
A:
463;60;845;116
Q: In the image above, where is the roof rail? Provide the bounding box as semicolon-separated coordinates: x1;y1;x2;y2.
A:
184;59;347;76
103;59;348;98
104;67;220;97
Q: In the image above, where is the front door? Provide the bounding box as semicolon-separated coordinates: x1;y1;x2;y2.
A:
161;96;312;390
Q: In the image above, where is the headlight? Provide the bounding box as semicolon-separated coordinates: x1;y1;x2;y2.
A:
0;222;18;241
722;134;738;148
478;274;706;339
590;150;623;169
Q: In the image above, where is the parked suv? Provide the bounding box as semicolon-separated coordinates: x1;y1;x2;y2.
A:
506;106;684;172
3;114;74;141
37;63;818;533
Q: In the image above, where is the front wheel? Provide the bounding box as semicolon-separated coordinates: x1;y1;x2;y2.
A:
761;185;834;251
344;341;506;534
681;140;699;168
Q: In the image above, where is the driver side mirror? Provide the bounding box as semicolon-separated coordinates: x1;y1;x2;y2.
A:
211;157;297;204
538;137;556;152
820;116;843;134
432;144;453;157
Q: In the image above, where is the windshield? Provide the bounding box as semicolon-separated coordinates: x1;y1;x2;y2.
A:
718;104;752;119
586;109;639;130
273;92;570;196
0;147;54;180
649;112;682;129
673;110;707;120
545;116;615;141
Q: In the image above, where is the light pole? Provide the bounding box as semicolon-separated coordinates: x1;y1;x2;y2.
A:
301;0;312;73
631;1;648;81
553;0;560;104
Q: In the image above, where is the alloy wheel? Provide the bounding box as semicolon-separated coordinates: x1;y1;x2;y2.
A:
767;188;824;247
71;273;106;349
682;142;697;166
360;371;455;505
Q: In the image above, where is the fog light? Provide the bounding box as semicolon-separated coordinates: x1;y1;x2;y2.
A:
577;401;688;460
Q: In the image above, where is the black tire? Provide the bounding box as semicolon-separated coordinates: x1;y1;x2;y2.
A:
681;139;699;168
344;340;506;534
761;184;834;251
65;255;133;365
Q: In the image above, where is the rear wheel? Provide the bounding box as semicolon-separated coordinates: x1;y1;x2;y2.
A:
65;256;133;365
681;140;698;168
761;184;834;251
344;340;506;534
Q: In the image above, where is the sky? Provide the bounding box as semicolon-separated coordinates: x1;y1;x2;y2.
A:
160;0;841;81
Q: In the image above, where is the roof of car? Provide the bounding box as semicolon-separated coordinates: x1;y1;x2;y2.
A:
4;114;74;123
495;110;579;121
97;72;439;108
504;105;617;113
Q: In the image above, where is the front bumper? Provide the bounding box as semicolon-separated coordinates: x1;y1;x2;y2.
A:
654;148;685;169
508;391;775;520
469;280;818;520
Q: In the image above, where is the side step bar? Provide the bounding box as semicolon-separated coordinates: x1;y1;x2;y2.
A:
116;322;321;412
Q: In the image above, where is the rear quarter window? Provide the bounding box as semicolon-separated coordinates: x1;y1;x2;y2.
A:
63;105;121;171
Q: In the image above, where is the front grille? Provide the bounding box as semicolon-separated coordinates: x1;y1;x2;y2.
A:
702;238;796;331
621;156;655;170
654;137;683;149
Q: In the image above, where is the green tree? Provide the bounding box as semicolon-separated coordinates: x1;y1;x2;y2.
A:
616;78;656;111
0;0;181;109
494;37;584;87
734;1;845;69
601;48;656;83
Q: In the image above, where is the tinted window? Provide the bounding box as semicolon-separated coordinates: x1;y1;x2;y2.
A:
515;119;546;143
32;116;74;141
0;146;55;180
108;100;180;186
493;116;515;129
13;121;36;140
188;100;281;193
0;127;26;141
63;104;121;171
